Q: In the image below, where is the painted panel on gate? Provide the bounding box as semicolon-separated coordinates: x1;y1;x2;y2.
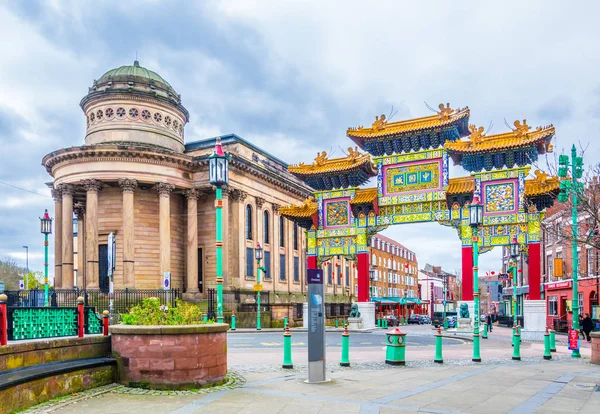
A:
483;179;517;215
324;198;351;229
384;159;442;196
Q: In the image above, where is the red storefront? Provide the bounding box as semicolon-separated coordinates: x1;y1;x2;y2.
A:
545;279;600;332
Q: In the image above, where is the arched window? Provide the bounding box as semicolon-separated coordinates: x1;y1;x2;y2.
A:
293;223;299;250
263;211;270;244
245;205;253;240
279;216;285;247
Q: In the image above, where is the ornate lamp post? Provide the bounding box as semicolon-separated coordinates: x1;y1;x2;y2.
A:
255;242;265;330
468;195;483;362
40;210;52;306
509;236;520;331
558;145;584;358
208;137;229;324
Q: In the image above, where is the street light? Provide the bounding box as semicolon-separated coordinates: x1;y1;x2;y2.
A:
558;145;584;358
254;242;265;330
40;210;53;306
208;136;229;324
22;246;29;291
509;236;519;335
468;196;483;362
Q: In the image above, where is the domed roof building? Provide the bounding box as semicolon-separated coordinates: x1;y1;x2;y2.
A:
42;62;318;304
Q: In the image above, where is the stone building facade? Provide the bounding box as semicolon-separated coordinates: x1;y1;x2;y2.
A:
42;61;313;299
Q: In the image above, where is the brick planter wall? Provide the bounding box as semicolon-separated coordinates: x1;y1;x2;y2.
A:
110;324;228;389
592;332;600;365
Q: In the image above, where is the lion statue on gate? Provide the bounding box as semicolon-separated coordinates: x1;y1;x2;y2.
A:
459;303;470;318
349;304;361;318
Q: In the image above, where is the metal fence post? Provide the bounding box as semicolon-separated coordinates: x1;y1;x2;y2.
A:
77;296;85;338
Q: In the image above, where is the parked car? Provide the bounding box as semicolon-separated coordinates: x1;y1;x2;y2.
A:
383;315;400;326
408;314;423;324
446;316;457;328
419;315;432;324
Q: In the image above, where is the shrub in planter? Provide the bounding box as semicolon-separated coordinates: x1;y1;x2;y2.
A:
111;298;228;390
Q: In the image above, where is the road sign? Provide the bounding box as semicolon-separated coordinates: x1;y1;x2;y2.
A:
307;268;326;383
253;284;262;292
107;233;116;277
0;281;4;292
163;272;171;290
19;280;24;290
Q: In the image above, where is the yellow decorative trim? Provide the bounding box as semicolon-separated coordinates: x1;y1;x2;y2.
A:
350;187;378;205
288;148;376;176
446;176;475;195
525;170;560;197
280;196;318;219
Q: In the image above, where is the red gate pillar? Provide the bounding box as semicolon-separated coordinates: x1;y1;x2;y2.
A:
462;246;474;301
307;255;317;270
528;242;541;300
357;252;370;302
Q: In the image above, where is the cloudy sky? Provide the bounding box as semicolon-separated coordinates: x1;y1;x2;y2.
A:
1;1;599;282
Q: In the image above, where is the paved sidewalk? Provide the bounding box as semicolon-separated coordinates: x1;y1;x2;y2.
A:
35;359;600;413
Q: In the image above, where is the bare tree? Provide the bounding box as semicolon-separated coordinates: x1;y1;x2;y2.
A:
0;257;26;290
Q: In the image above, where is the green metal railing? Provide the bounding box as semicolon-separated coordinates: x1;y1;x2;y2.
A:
6;306;102;340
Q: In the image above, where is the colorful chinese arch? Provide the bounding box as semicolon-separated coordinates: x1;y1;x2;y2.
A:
281;104;559;302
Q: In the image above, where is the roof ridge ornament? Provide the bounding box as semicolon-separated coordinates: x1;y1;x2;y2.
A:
468;124;486;144
513;119;531;137
314;151;328;166
437;103;453;120
371;114;387;131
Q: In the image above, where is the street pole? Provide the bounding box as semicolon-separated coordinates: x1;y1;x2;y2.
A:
23;246;28;290
472;227;481;362
443;274;447;329
257;255;262;330
215;186;224;324
44;234;49;306
569;145;581;358
512;262;518;330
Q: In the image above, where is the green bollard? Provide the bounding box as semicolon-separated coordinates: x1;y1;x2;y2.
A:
385;327;406;365
282;324;293;369
543;327;552;360
384;318;388;329
482;323;488;339
340;323;350;367
434;326;443;363
335;318;339;328
231;312;236;331
203;313;208;323
549;328;556;352
284;316;289;330
512;325;521;361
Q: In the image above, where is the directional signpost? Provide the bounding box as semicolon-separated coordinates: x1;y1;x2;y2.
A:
307;269;327;383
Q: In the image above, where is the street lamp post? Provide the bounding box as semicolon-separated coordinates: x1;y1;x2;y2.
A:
255;243;265;330
509;237;520;333
40;210;53;306
468;196;483;362
558;145;584;358
369;268;375;301
442;274;448;329
208;137;229;324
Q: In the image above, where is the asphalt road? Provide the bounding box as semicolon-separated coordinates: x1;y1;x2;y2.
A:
227;332;466;348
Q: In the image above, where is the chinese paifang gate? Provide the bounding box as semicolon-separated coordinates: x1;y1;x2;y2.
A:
280;104;559;310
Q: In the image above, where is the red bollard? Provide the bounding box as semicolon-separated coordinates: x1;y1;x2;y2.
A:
103;310;110;336
0;294;7;346
77;296;85;338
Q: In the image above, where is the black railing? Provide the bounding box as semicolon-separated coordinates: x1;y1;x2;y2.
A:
4;288;181;315
207;288;216;320
497;315;524;328
325;303;352;318
222;288;271;313
553;318;569;333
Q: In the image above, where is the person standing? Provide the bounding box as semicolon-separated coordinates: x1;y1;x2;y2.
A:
582;313;593;342
486;313;493;332
579;314;585;339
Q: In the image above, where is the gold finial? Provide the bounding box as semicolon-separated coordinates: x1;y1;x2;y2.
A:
469;124;485;144
533;169;548;183
347;146;361;160
371;114;387;131
513;119;531;137
315;151;328;166
438;103;453;120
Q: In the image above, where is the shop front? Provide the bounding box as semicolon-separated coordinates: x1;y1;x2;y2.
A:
545;279;600;333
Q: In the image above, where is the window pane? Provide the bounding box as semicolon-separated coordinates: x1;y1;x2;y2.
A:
246;247;254;278
293;224;298;250
294;257;299;282
327;264;332;285
345;266;349;286
246;205;253;239
280;254;286;281
264;251;271;279
279;217;285;247
263;211;269;244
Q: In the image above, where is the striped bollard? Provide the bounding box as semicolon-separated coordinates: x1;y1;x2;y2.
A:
282;324;293;369
543;327;552;360
203;313;208;323
434;326;443;364
482;323;488;339
335;318;338;328
512;325;521;361
231;312;236;331
77;296;85;338
102;310;109;336
549;328;556;352
284;316;289;330
340;323;350;367
0;294;7;346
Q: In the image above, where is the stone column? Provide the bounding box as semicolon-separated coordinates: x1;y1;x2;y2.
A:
119;179;138;288
60;183;75;289
83;179;102;289
230;189;247;285
74;202;86;288
184;188;200;294
272;203;280;289
156;182;175;285
51;187;63;288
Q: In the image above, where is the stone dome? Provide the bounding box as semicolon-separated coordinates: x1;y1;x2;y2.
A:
80;61;189;153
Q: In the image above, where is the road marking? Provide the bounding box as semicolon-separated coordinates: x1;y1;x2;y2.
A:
292;342;305;346
360;342;372;345
231;344;252;347
260;342;282;346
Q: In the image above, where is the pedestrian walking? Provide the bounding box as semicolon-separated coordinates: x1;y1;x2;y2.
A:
486;314;493;332
579;314;585;339
582;313;593;342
